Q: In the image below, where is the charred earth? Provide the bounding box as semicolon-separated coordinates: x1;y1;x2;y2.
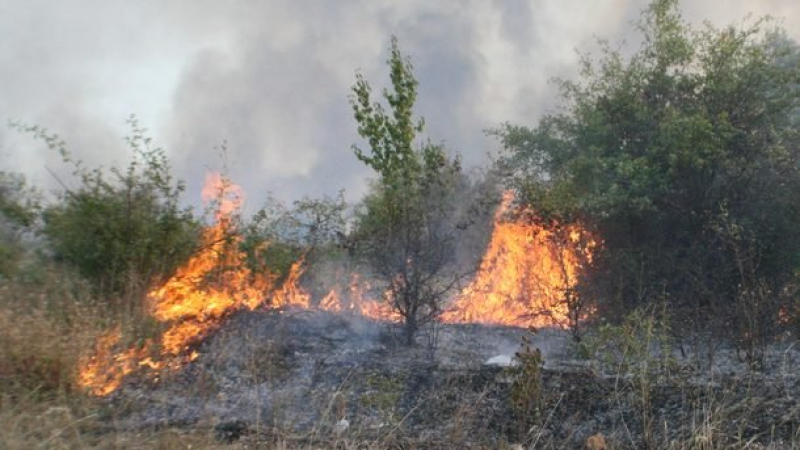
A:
94;308;800;449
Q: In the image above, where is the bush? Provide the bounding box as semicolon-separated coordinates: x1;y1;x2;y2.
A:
16;118;200;300
242;192;347;291
581;304;679;447
498;0;800;340
509;332;545;430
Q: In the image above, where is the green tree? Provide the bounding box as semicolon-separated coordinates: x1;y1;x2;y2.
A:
17;118;200;301
351;37;468;346
499;0;800;345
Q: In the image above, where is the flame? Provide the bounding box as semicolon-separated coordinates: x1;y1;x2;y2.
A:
442;191;594;328
78;180;592;396
79;173;392;396
147;172;274;357
319;273;397;320
77;328;156;396
272;259;311;308
78;173;277;395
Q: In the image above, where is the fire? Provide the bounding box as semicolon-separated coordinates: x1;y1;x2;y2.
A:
442;192;594;328
319;273;397;320
148;172;275;357
79;173;278;395
76;329;154;396
78;179;591;396
78;173;389;396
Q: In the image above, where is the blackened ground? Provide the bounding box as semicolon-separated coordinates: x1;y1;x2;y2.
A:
101;309;800;449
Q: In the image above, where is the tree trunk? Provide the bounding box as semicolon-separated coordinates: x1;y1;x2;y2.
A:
404;315;417;346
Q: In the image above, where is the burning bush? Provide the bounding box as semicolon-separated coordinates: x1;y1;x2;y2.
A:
443;192;595;334
75;172;392;396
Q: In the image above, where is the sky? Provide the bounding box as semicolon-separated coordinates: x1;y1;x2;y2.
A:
1;0;798;211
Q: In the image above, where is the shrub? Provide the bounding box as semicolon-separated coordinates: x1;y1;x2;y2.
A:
16;117;200;300
498;0;800;341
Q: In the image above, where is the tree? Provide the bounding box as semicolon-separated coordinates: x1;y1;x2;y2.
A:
499;0;800;346
17;118;200;301
350;37;469;345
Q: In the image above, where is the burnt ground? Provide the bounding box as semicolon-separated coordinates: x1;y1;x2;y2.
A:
100;308;800;449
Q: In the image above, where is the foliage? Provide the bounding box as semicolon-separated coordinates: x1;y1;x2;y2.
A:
15;117;201;300
499;0;800;339
0;172;39;277
350;37;469;345
582;304;678;379
242;192;347;289
358;371;404;420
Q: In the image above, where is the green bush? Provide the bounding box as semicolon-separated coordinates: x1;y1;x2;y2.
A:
18;118;200;299
499;0;800;338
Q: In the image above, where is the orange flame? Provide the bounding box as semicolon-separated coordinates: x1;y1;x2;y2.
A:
78;180;592;396
319;273;398;320
79;173;276;395
79;173;392;396
442;191;594;328
147;173;273;357
76;329;155;396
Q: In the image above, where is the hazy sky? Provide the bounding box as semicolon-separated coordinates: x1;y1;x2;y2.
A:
1;0;798;210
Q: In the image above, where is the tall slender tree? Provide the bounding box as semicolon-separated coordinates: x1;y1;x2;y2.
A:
350;37;466;345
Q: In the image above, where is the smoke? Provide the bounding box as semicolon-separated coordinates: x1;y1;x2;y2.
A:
1;0;797;206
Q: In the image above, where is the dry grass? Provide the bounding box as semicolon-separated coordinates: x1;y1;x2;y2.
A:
0;263;179;449
0;267;101;395
1;266;799;448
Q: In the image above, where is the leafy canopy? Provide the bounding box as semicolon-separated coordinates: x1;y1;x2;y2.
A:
499;0;800;328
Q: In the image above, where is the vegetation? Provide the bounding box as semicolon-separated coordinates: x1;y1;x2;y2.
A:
243;191;347;292
14;118;201;302
349;37;473;345
0;171;39;277
499;0;800;350
509;333;545;429
1;0;800;447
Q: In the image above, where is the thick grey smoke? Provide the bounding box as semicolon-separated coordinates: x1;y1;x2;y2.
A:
1;0;797;207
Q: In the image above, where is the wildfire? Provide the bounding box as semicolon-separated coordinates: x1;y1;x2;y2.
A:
78;178;592;396
78;173;387;396
78;173;268;394
77;329;153;396
319;273;398;320
442;192;594;328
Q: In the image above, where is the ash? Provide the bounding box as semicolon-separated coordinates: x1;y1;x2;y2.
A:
105;309;800;448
